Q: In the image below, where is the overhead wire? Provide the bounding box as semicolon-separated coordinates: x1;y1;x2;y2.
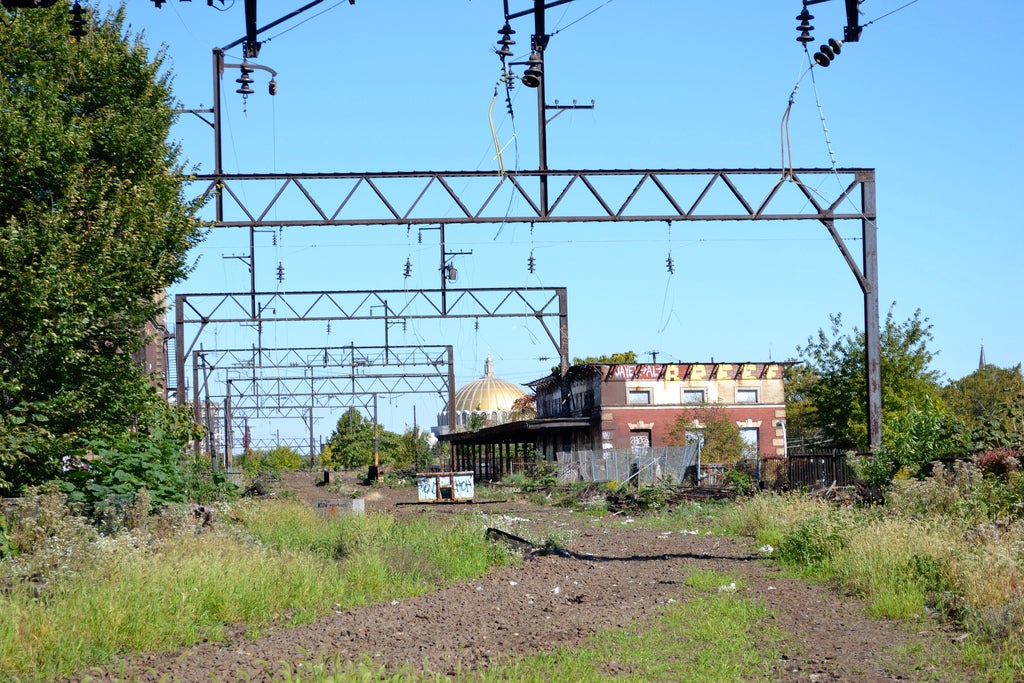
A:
261;2;347;45
549;0;616;37
781;0;924;224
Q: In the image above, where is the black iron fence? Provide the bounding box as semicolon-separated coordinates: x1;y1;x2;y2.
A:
784;451;859;488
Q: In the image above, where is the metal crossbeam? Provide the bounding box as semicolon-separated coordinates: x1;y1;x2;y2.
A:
174;287;569;408
194;344;451;371
191;343;456;459
223;373;449;414
196;168;873;227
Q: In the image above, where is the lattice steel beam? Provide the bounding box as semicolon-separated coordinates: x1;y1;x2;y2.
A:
195;168;873;227
175;287;569;408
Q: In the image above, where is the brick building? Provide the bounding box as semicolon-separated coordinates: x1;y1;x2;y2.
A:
440;361;789;480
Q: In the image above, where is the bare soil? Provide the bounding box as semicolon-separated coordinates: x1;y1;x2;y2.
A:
70;471;972;682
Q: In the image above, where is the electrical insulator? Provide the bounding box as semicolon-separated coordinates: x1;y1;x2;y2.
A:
522;52;543;88
495;22;516;61
666;254;675;275
527;253;536;274
70;1;87;39
813;38;843;67
276;262;284;282
795;8;814;45
268;79;278;96
403;258;412;278
235;62;255;96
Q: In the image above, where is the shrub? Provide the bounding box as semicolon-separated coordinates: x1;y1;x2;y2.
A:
975;448;1024;477
774;511;852;570
239;445;303;479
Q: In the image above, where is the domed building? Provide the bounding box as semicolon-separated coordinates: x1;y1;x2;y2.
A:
436;356;525;433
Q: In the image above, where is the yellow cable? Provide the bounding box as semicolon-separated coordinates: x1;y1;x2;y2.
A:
489;88;505;177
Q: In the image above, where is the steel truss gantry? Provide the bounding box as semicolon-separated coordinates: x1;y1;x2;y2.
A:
174;287;569;407
182;0;881;449
192;344;455;463
189;167;879;448
197;167;872;227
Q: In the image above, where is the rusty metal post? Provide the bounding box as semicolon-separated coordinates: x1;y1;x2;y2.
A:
860;171;881;451
192;351;201;455
532;0;549;217
212;49;224;223
557;287;569;376
224;380;233;469
447;344;457;472
174;294;186;406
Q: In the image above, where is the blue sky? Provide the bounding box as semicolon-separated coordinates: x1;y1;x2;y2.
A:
99;1;1022;446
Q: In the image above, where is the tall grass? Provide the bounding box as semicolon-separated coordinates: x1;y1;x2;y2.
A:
717;470;1024;680
0;500;513;680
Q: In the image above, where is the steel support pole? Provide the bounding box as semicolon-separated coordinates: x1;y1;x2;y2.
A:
533;0;548;217
174;295;186;406
558;287;569;376
308;373;315;466
212;49;224;223
448;344;456;471
191;351;201;455
224;380;233;469
861;172;882;451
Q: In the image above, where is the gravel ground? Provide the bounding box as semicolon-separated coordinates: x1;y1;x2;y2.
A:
69;472;972;682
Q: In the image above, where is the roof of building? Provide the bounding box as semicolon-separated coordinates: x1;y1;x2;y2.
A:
453;356;526;414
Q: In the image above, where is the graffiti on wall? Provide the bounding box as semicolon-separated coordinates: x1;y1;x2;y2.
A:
607;363;783;381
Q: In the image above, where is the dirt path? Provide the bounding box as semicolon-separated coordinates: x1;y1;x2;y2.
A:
71;472;969;682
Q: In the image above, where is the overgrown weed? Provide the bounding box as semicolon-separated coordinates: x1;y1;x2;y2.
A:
0;496;512;680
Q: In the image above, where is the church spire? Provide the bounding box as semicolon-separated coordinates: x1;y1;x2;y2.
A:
979;339;987;369
484;355;495;377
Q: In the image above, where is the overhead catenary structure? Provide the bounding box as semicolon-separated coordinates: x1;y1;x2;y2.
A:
20;0;878;453
171;0;882;452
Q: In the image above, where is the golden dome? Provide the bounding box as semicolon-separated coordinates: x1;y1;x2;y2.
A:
453;356;525;414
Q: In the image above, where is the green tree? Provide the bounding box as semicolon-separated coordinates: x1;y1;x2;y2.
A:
941;364;1024;441
321;408;401;469
240;444;303;478
859;397;971;486
572;351;638;365
666;407;743;464
0;5;203;496
392;426;431;471
789;307;943;450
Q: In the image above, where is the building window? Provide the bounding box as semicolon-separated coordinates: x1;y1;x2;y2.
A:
736;388;758;404
740;427;759;457
627;389;651;405
682;389;705;403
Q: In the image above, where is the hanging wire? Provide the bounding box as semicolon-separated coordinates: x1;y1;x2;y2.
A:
549;0;616;37
664;221;675;274
527;221;536;273
807;62;839;171
862;0;922;28
489;77;508;177
404;225;413;279
262;1;347;45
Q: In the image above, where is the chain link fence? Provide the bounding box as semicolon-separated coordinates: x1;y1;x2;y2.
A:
557;444;706;486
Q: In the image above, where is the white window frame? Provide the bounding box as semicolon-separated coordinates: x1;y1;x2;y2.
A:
740;426;760;458
736;388;759;404
627;389;651;405
682;389;705;404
